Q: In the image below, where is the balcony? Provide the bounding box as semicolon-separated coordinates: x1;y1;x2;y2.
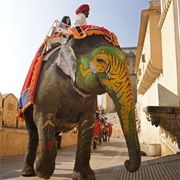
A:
144;106;180;150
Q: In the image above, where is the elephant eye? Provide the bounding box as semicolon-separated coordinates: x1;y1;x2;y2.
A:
96;58;105;63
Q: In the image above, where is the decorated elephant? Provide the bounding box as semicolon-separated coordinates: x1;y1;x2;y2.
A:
18;25;141;180
102;120;113;142
92;111;105;149
96;115;106;144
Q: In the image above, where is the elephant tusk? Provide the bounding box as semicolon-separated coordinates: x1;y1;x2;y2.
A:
105;65;110;79
90;62;97;73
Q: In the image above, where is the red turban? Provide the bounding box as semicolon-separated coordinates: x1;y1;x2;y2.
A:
76;4;90;15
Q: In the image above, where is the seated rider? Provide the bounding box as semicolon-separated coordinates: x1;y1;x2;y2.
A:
55;16;71;36
73;4;90;26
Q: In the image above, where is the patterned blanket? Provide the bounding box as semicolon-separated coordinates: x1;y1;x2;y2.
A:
17;32;61;121
17;25;119;121
70;25;119;47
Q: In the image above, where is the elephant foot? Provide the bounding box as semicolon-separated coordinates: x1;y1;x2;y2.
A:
72;168;95;180
35;147;57;179
21;164;35;176
72;171;95;180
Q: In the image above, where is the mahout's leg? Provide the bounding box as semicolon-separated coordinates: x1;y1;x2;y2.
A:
72;116;96;180
35;113;57;179
21;105;38;176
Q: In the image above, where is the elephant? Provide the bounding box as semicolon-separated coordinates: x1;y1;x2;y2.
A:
98;117;105;145
20;26;141;180
92;112;105;149
102;121;113;142
106;122;113;142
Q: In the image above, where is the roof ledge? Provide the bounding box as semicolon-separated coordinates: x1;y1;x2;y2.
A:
138;61;162;95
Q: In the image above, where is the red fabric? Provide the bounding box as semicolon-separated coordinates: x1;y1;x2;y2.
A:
20;46;42;95
17;32;62;121
93;119;100;136
76;4;90;15
109;124;112;135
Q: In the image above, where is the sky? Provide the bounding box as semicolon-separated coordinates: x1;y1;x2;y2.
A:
0;0;150;98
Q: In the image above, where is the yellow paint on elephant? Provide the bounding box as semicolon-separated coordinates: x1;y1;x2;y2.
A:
79;64;91;77
120;104;131;134
81;120;88;127
87;122;95;131
80;119;95;136
102;77;122;92
118;51;125;59
121;104;140;149
81;121;95;133
42;120;55;129
92;50;109;73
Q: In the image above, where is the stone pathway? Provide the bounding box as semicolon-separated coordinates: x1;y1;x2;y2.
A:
0;137;180;180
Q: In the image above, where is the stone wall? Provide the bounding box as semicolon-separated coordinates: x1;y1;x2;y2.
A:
0;93;78;157
0;128;77;157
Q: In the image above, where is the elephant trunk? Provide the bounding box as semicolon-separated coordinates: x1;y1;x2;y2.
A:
105;65;141;172
124;150;141;172
112;93;141;172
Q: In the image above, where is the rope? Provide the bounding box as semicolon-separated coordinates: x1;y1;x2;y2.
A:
46;20;56;36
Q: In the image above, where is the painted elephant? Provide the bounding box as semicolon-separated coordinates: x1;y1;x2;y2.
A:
102;121;113;142
92;112;105;149
98;116;105;145
20;26;141;180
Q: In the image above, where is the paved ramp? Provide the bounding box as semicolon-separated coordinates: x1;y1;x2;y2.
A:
97;154;180;180
1;137;180;180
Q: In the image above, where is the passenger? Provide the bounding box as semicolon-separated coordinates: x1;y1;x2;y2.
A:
60;16;71;29
55;16;71;36
73;4;90;26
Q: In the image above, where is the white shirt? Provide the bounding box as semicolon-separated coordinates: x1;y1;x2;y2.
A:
73;13;87;26
58;132;62;136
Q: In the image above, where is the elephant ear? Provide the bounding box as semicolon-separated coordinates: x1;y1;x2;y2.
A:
56;44;77;82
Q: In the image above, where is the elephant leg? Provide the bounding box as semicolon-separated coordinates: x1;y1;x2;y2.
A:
108;135;110;141
35;113;57;179
104;133;107;142
21;105;38;176
103;133;105;141
98;132;102;145
93;137;98;149
72;117;95;180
